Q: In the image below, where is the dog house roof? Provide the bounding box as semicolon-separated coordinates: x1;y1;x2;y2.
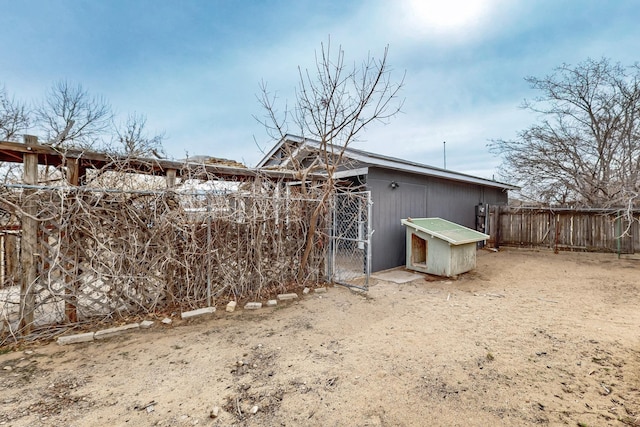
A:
401;218;489;245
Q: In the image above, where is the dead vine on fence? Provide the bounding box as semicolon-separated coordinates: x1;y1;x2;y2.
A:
0;163;329;345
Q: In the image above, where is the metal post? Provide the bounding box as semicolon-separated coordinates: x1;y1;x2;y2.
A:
365;192;373;288
206;199;212;306
443;141;447;169
329;194;336;281
616;210;621;259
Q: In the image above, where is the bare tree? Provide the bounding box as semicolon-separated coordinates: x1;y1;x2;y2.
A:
111;112;165;158
257;40;404;281
491;58;640;209
0;86;29;141
35;80;113;149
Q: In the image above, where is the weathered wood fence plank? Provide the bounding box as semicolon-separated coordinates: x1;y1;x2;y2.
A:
488;206;639;254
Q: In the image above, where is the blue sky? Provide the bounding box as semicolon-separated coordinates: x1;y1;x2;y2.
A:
1;0;639;179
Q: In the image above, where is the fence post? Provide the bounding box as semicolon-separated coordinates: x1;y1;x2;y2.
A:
0;234;4;287
166;168;177;188
19;135;38;333
616;210;621;259
495;205;501;250
64;158;80;323
206;198;212;306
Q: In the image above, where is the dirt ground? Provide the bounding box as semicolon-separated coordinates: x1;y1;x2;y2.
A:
1;248;639;427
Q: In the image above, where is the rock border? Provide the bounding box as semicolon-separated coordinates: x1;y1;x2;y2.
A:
56;287;329;345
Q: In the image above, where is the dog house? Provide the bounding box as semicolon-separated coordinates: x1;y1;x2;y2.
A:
401;218;489;277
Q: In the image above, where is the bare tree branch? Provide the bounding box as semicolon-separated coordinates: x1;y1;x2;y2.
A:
491;58;640;212
257;39;404;281
35;80;113;149
110;112;165;158
0;86;29;141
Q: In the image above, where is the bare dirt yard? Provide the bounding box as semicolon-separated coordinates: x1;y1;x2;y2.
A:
1;248;639;427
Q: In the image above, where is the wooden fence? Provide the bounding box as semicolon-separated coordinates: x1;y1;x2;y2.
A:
487;206;639;254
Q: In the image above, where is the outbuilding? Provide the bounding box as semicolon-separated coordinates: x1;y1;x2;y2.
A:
258;135;518;273
401;217;489;277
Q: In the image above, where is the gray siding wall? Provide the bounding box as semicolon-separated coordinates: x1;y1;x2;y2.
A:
367;167;508;272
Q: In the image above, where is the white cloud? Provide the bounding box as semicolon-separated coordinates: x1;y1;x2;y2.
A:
361;0;513;47
402;0;493;35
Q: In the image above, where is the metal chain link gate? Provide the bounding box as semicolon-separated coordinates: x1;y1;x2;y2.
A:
329;191;372;290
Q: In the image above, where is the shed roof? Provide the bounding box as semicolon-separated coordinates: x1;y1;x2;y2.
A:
258;135;518;191
401;217;490;245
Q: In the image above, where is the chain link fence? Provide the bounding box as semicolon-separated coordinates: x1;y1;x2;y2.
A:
329;191;371;289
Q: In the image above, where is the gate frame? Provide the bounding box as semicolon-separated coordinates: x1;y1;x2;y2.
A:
328;190;372;290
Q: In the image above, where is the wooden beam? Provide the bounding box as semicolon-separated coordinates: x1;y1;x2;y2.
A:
19;136;38;333
166;168;177;188
0;234;4;290
4;234;18;286
0;139;326;182
66;157;80;185
63;158;80;322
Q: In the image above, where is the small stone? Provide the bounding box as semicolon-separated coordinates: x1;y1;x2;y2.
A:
277;293;298;301
252;364;257;368
226;301;237;312
266;299;277;307
244;302;262;310
210;406;220;419
250;405;259;414
162;318;172;325
146;405;154;413
314;287;327;293
3;366;12;371
57;332;95;345
95;323;140;340
302;287;310;295
24;350;34;355
237;360;244;367
181;307;216;319
15;360;30;369
140;320;154;329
